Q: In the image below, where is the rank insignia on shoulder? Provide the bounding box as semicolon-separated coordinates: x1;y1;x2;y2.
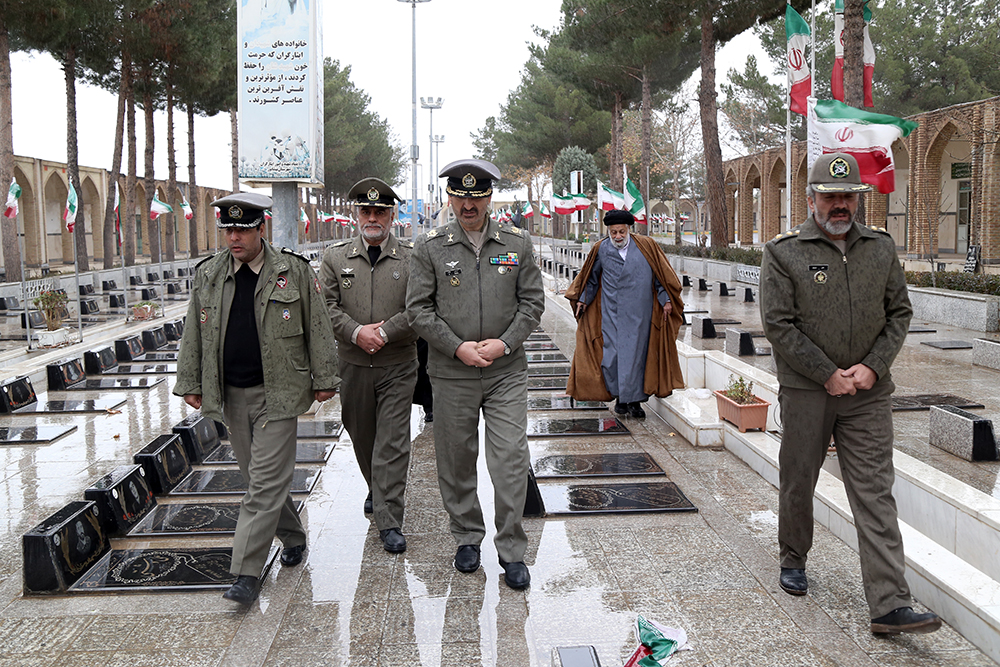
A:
391;247;397;256
393;271;400;280
281;247;309;262
447;233;454;242
509;225;522;235
494;231;501;242
426;228;439;239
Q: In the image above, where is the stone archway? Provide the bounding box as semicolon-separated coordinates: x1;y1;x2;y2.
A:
13;165;40;269
81;175;102;264
739;163;761;245
763;157;785;240
42;172;72;265
910;120;959;256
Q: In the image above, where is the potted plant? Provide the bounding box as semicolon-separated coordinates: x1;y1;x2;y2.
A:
714;374;770;433
32;289;71;347
131;301;161;321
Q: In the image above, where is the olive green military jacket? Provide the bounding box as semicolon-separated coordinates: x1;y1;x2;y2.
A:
759;216;912;390
174;240;340;423
406;217;545;379
319;233;417;367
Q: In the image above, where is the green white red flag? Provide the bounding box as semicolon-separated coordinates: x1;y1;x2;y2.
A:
181;197;194;220
4;178;21;219
807;97;916;194
551;193;576;215
597;181;624;211
540;200;551;218
571;192;591;212
623;166;646;222
521;201;534;218
149;196;172;220
786;4;811;116
64;182;78;232
113;182;122;246
832;0;874;107
300;207;310;234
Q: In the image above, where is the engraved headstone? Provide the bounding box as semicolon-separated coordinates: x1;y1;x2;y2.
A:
84;465;156;536
892;394;985;411
533;452;664;478
167;283;182;294
79;283;95;295
170;468;320;495
164;320;184;341
115;335;145;362
46;357;87;390
84;347;119;374
141;288;158;300
527;417;629;437
142;326;168;351
528;365;570;377
133;434;192;494
921;340;973;350
108;294;126;308
743;287;755;303
130;275;144;286
20;311;46;329
0;375;37;412
147;272;160;282
102;280;117;290
172;413;220;464
80;298;100;314
538;481;698;515
23;501;109;594
698;278;710;291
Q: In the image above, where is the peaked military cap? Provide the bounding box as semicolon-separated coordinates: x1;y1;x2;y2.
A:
809;153;872;194
440;159;500;199
348;177;402;208
603;210;635;226
212;192;273;228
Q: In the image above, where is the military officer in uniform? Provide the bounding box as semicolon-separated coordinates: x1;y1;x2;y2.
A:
175;192;340;605
319;177;417;554
406;158;545;589
760;153;941;635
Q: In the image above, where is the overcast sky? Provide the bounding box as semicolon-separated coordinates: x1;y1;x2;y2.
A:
10;0;765;199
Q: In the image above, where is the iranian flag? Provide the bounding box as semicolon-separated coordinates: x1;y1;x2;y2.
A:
214;207;221;220
551;193;576;215
113;182;122;246
264;209;272;222
300;208;310;234
181;197;194;220
597;181;625;211
807;97;917;194
786;4;811;116
320;211;336;223
832;0;875;107
336;213;352;227
623;166;646;222
149;196;172;220
539;200;551;218
4;178;21;218
571;192;591;212
64;182;79;232
521;201;534;218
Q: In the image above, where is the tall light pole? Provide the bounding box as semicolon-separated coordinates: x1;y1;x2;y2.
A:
420;96;442;220
432;134;445;208
399;0;431;240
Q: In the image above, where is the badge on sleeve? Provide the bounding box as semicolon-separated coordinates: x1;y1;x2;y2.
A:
276;276;287;289
282;308;291;320
314;277;321;293
200;308;207;324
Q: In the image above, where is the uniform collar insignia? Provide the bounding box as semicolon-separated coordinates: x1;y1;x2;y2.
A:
342;267;354;273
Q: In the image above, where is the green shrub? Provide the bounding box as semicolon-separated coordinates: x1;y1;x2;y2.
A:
905;271;1000;296
657;242;763;267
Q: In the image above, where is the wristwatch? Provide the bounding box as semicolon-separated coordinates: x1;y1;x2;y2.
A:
503;341;511;356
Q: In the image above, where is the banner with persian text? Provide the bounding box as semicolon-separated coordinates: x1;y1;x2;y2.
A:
238;0;323;185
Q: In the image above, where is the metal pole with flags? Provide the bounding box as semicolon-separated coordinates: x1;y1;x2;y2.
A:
63;182;83;340
5;178;32;350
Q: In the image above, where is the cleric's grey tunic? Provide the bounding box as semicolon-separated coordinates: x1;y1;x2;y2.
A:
582;237;667;403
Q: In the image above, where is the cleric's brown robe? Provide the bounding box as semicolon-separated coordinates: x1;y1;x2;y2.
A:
564;234;685;401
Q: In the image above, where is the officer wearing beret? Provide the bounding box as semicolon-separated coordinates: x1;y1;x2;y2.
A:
319;178;417;554
406;158;544;589
174;192;340;605
760;153;940;634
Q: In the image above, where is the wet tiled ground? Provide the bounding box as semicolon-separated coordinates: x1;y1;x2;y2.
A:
0;273;995;665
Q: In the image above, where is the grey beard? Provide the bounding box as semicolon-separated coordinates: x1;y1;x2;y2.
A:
816;210;856;236
610;234;629;249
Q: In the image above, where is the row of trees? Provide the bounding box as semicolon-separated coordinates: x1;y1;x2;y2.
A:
479;0;1000;248
0;1;404;282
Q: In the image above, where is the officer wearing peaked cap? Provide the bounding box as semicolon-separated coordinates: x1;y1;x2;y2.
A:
405;158;544;589
319;177;417;554
174;191;340;605
759;154;941;635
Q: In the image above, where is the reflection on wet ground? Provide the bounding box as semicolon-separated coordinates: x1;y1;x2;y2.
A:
0;277;995;665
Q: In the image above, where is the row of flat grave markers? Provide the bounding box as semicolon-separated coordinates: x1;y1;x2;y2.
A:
521;329;697;516
21;408;344;594
679;274;757;303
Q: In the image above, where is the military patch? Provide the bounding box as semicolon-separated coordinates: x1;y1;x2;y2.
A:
393;271;400;280
510;225;522;235
342;278;352;289
830;157;851;179
814;271;828;284
342;266;355;274
451;276;461;287
445;260;459;269
494;231;501;242
200;308;207;324
427;228;439;239
489;252;519;266
447;233;454;242
282;308;291;320
276;276;287;289
498;266;508;275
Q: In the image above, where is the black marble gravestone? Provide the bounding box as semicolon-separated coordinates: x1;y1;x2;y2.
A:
538;481;697;515
527;417;629;437
528;377;568;391
523;341;559;351
682;275;691;287
46;357;87;390
163;319;184;341
47;357;165;391
528;365;571;378
743;288;755;303
141;288;158;300
129;503;242;536
0;295;20;309
23;501;109;594
892;394;985;411
172;413;220;464
115;335;145;362
698;278;710;291
0;425;78;444
147;272;160;282
105;363;176;375
533;452;664;478
142;326;168;351
204;441;334;464
526;352;569;363
170;467;321;496
0;373;125;415
84;347;118;374
166;283;183;294
177;267;189;277
79;298;100;315
293;421;345;439
79;283;95;295
130;275;145;285
133;434;191;494
527;333;551;341
84;464;156;536
0;375;37;412
163;269;174;279
718;282;732;296
920;340;974;350
20;311;45;329
108;294;126;308
526;395;607;411
102;280;117;291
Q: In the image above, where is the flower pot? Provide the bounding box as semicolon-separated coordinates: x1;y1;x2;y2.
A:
36;327;70;348
714;390;770;433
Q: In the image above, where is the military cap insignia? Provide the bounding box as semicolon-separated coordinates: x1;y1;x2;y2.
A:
276;276;287;289
462;173;477;188
228;205;243;220
830;157;851;179
367;187;380;201
282;308;291;320
200;308;207;323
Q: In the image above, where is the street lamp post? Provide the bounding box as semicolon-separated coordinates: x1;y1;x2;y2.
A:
398;0;431;240
420;96;442;220
432;134;445;208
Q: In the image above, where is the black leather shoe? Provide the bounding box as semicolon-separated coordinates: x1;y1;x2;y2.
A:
614;399;628;415
280;543;306;567
222;575;259;605
380;528;407;553
499;558;531;589
454;545;481;573
871;607;942;634
779;567;808;595
363;491;373;514
627;402;646;419
424;410;434;423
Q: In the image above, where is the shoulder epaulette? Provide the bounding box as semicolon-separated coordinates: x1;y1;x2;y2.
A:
871;226;892;236
331;239;351;247
772;229;801;243
425;227;447;240
281;247;310;262
402;240;414;248
503;224;524;237
194;252;217;269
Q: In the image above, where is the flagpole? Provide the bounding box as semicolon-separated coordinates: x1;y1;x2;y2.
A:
810;0;816;84
15;209;31;351
72;226;83;342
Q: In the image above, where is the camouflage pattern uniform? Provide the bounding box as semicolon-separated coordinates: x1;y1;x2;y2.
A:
319;233;417;532
760;215;913;618
406;217;544;563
